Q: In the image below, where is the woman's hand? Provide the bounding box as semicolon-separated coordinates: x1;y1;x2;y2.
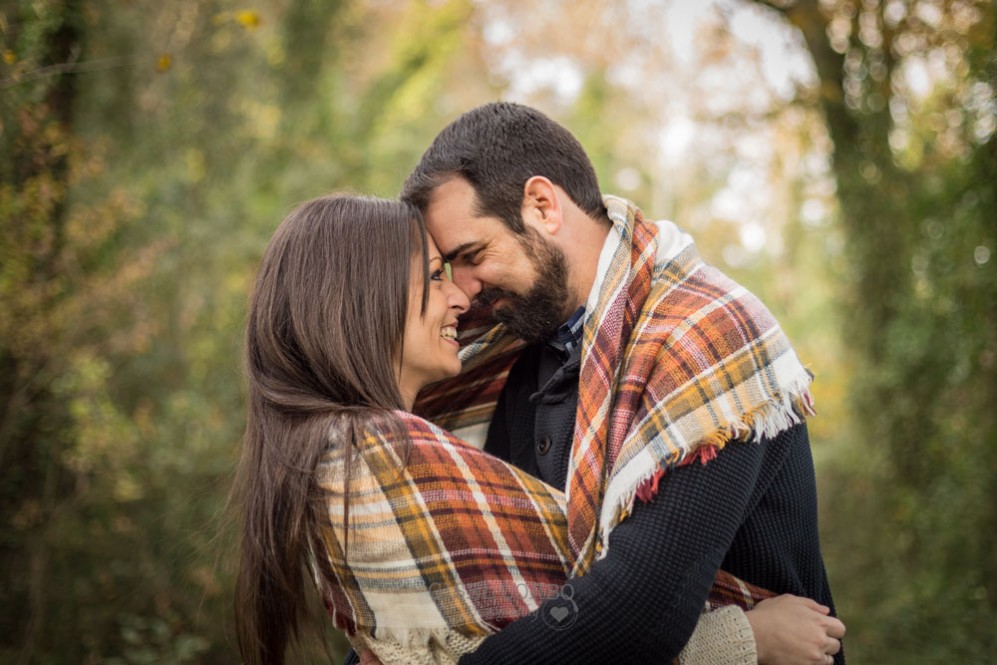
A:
745;594;846;665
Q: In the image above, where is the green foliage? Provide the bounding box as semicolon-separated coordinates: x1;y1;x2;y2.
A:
1;0;993;663
1;0;487;662
782;1;997;661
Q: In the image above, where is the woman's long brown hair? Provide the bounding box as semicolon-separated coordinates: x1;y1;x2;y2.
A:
233;194;429;665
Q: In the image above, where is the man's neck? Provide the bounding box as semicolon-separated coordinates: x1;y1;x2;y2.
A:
565;212;612;312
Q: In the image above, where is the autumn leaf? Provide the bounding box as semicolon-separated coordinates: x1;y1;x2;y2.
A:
235;10;261;30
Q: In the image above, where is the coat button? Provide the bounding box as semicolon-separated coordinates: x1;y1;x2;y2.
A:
537;435;552;455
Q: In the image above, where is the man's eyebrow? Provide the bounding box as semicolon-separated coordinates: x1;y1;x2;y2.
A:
442;241;479;262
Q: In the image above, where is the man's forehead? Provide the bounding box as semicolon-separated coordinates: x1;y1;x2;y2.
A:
423;209;476;257
424;180;495;254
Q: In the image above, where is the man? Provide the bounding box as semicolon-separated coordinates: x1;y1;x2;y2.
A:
396;102;843;664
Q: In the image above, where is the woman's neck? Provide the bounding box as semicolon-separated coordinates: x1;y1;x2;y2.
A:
399;382;417;412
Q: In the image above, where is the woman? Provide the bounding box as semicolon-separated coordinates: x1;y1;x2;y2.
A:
233;194;844;665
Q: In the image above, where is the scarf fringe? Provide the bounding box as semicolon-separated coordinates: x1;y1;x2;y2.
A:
742;374;816;444
599;377;814;561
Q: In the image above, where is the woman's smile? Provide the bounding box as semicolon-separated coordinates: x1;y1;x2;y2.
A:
397;233;470;408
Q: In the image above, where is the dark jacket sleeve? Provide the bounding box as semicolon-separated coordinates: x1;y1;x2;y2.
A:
458;437;768;664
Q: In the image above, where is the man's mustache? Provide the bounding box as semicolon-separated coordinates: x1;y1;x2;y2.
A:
477;287;516;306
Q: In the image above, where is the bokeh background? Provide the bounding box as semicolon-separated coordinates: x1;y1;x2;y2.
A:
2;0;994;663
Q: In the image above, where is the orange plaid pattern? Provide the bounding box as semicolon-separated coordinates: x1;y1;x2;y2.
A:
313;413;772;650
314;414;572;640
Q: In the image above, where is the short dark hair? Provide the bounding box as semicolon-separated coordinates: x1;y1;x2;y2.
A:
401;102;605;233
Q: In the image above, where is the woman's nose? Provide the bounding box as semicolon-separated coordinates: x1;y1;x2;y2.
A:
447;281;471;313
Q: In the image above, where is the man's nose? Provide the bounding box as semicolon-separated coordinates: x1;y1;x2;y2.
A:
452;266;481;300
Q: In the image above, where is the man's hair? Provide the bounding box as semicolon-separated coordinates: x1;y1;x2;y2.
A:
401;102;605;233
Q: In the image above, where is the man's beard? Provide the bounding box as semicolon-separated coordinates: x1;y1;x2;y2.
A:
478;228;574;343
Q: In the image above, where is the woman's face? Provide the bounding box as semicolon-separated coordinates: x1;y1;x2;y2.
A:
397;233;470;409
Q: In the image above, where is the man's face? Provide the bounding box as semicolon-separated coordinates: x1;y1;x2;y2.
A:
423;177;573;342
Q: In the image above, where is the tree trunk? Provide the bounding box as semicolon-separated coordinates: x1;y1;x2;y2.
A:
0;1;84;662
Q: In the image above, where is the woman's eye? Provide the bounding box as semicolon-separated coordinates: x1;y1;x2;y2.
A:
431;263;453;282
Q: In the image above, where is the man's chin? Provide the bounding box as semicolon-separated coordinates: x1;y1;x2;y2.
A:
498;313;562;344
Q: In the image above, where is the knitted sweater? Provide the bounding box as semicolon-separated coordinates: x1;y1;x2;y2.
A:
341;604;754;665
454;340;841;664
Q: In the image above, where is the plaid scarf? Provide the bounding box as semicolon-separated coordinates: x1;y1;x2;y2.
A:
314;413;771;660
417;195;815;575
313;196;810;657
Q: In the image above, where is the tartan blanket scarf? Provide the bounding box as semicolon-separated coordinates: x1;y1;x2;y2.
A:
416;195;816;575
311;196;811;657
313;412;772;659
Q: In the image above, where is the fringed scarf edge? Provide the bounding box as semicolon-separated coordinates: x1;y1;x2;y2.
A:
595;372;816;562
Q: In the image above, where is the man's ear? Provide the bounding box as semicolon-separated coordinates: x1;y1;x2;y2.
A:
522;176;562;235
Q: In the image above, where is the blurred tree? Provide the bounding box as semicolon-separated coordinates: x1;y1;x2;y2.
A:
1;0;301;661
3;0;992;663
1;1;91;662
754;0;996;660
2;0;493;662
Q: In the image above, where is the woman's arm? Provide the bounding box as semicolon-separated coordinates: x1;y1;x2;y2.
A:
678;606;756;665
679;596;846;665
